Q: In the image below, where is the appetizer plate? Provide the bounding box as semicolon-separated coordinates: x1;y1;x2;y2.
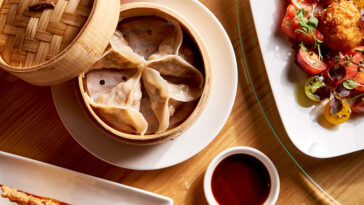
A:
0;151;172;205
52;0;237;170
248;0;364;158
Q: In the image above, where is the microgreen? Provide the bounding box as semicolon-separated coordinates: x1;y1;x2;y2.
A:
343;78;364;90
294;7;323;59
336;84;351;98
330;96;343;115
346;93;364;102
285;16;297;28
344;55;354;66
307;16;318;28
299;42;307;51
343;79;359;90
355;48;364;54
328;65;346;82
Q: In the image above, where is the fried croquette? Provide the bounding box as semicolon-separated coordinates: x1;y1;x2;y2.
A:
353;0;364;8
319;0;363;51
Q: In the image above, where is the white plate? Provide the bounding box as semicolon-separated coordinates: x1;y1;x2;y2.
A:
51;0;237;170
248;0;364;158
0;151;172;205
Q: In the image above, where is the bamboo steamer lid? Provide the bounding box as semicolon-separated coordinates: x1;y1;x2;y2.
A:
0;0;120;85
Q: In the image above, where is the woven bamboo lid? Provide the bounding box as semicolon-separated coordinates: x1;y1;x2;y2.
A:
0;0;120;85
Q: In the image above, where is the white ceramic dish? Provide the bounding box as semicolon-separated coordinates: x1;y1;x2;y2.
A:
248;0;364;158
51;0;237;170
0;151;172;205
204;147;280;205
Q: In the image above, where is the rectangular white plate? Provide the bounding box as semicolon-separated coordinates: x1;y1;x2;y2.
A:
0;151;173;205
249;0;364;158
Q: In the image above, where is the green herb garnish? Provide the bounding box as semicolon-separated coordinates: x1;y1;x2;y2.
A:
299;42;307;51
294;7;323;59
347;93;364;102
355;48;364;54
344;55;354;66
343;79;359;90
343;78;364;90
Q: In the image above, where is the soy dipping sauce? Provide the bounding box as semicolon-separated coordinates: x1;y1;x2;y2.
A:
211;154;271;205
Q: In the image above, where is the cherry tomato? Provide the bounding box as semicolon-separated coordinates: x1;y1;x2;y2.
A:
291;0;317;11
354;72;364;92
324;100;351;125
304;75;329;101
345;46;364;56
297;48;327;74
352;97;364;113
352;49;364;91
281;4;300;40
343;47;364;65
324;64;357;85
324;52;363;85
295;28;325;45
281;4;324;45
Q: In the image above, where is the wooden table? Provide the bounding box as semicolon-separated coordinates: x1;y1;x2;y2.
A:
1;0;364;204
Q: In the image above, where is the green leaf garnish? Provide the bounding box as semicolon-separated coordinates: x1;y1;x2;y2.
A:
347;92;364;102
295;8;323;59
299;42;307;51
343;78;364;90
307;16;318;29
355;48;364;54
343;79;358;90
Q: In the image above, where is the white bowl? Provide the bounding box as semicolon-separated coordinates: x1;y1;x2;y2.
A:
204;147;280;205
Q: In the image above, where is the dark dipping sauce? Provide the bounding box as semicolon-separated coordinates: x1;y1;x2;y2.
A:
211;154;271;205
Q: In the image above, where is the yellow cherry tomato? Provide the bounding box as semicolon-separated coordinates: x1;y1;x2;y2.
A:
324;100;351;125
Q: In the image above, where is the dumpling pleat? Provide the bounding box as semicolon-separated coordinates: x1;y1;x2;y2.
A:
142;67;171;133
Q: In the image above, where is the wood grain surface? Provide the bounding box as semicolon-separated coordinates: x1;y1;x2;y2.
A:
0;0;364;204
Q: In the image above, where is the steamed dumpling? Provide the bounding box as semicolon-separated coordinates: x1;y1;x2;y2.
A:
82;15;204;135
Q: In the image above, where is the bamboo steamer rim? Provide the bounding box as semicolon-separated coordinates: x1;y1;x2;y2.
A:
78;2;212;144
0;0;95;72
0;0;120;85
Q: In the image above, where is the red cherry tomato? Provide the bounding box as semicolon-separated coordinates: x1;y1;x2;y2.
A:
354;72;364;92
295;28;325;45
281;4;324;45
297;48;327;74
323;51;363;85
323;65;357;85
281;4;300;40
291;0;317;11
353;49;364;92
341;53;363;85
338;64;358;85
352;98;364;113
345;46;364;56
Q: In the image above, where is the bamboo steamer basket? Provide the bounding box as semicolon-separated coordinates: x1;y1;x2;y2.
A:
0;0;120;85
77;2;212;145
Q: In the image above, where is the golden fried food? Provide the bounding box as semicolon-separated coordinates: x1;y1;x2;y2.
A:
319;0;363;51
353;0;364;8
1;185;61;205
